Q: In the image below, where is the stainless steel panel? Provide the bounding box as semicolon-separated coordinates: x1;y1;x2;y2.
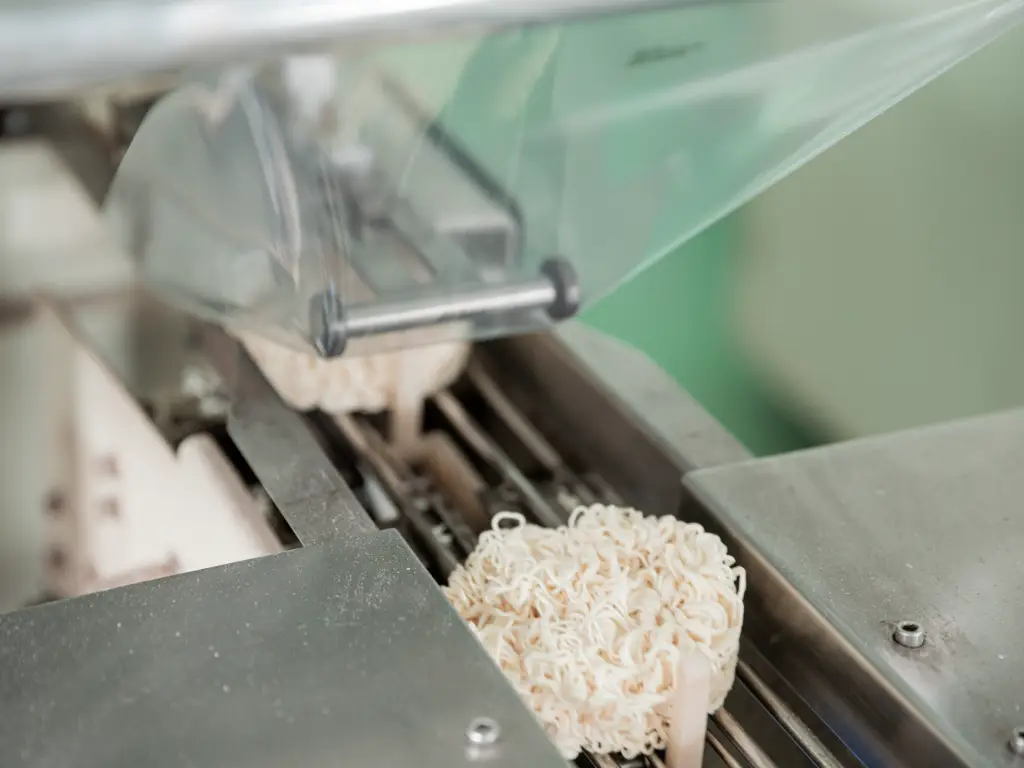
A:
225;343;377;544
0;0;697;101
0;529;568;768
685;409;1024;767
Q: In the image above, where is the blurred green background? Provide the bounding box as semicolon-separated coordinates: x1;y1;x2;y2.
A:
581;218;814;457
580;21;1024;457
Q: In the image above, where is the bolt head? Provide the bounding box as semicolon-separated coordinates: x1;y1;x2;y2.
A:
308;292;346;358
893;620;926;649
466;716;501;747
1009;726;1024;757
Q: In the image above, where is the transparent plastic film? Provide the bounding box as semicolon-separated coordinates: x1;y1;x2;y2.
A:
105;0;1024;357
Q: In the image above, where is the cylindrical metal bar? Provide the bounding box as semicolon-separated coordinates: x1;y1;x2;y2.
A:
467;361;565;473
0;0;689;101
713;709;777;768
341;277;556;340
736;660;845;768
311;257;577;357
706;732;745;768
433;390;566;528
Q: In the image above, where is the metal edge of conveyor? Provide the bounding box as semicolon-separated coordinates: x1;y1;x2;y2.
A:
205;329;379;546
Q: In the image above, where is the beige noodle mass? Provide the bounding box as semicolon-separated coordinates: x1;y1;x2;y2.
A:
444;504;746;760
235;330;470;414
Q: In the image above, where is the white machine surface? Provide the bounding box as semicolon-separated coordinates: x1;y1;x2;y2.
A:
0;141;135;611
0;1;1022;767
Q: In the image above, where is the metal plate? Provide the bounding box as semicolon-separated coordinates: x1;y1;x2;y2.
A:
0;530;568;768
686;409;1024;767
224;341;377;545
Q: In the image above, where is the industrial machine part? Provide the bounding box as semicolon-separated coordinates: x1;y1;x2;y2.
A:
683;411;1024;767
0;119;798;768
8;264;1021;767
4;282;844;768
95;0;1024;356
1;1;1023;767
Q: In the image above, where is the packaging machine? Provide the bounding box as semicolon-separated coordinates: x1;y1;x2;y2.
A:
0;1;1022;766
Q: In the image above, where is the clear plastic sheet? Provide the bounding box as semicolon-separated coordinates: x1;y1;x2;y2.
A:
104;0;1024;356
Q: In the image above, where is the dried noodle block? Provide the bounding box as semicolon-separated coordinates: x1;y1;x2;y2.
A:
444;504;745;760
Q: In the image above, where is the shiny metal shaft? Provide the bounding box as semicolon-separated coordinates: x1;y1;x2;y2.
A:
0;0;686;101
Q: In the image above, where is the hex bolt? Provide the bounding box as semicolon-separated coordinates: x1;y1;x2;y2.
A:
1009;726;1024;757
466;716;501;747
892;620;926;649
309;291;346;359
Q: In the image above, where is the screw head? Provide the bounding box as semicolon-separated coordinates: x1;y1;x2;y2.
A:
308;291;346;359
1009;726;1024;757
540;257;581;321
893;620;926;649
466;716;501;747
